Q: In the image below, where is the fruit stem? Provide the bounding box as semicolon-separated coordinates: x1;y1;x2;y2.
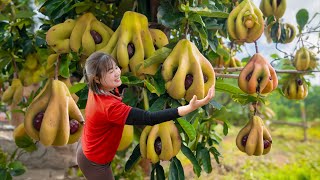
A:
142;87;149;110
54;55;61;80
254;41;259;53
10;52;19;79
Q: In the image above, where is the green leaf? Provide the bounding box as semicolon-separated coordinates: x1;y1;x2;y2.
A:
155;163;165;180
216;46;230;60
158;2;184;28
223;122;228;136
0;52;11;71
14;136;36;152
177;118;196;141
0;170;11;180
15;11;36;19
209;147;221;164
169;157;185;180
122;87;139;107
296;9;309;31
124;144;141;172
209;99;223;110
181;144;201;177
144;47;172;68
179;4;229;18
188;13;205;27
69;83;86;94
197;146;212;173
215;81;244;95
149;96;168;112
120;74;144;86
145;80;160;96
59;55;70;78
40;0;74;20
8;161;26;176
190;22;208;50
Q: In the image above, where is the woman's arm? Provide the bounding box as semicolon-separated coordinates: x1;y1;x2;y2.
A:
125;85;215;126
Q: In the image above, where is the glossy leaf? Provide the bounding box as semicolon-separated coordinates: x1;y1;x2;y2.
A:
177;118;196;141
296;9;309;32
169;157;185;180
179;4;229;18
8;161;26;176
124;144;141;172
181;144;201;177
144;47;172;68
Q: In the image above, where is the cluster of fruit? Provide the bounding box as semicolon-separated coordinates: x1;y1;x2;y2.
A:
46;12;113;56
98;11;169;77
19;53;47;86
238;53;278;95
161;39;215;102
259;0;286;20
236;116;272;156
2;78;23;105
264;22;296;44
227;0;264;43
24;79;84;146
282;75;308;100
139;121;181;164
281;47;318;100
294;47;318;71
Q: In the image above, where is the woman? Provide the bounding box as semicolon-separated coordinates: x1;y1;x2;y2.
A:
77;52;215;179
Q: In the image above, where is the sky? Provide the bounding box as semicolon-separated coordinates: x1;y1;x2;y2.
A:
241;0;320;85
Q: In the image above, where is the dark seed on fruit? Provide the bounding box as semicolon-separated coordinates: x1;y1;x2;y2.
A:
203;74;208;83
33;112;44;131
127;43;135;59
241;134;249;146
256;86;261;93
246;72;253;81
154;137;162;155
263;139;272;149
90;30;102;44
296;78;303;86
185;74;193;90
69;119;80;134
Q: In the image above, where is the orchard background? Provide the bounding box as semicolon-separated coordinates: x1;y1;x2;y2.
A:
0;0;319;179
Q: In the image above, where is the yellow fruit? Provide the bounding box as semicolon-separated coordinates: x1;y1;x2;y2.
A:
117;125;134;151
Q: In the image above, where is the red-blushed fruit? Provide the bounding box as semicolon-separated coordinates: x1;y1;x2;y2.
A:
241;134;249;146
185;74;193;90
69;119;80;134
127;43;135;59
33;112;44;131
90;30;102;44
154;137;162;155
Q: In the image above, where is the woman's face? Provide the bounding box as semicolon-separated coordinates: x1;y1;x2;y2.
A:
99;62;122;91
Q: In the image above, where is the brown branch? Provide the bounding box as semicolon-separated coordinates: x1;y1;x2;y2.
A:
214;67;320;74
254;41;259;53
215;73;238;79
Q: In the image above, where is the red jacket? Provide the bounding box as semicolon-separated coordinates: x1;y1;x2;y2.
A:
82;90;132;164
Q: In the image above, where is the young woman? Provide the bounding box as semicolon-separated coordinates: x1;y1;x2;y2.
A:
77;52;215;180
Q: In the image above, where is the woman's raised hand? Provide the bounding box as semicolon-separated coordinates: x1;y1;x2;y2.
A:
177;85;215;117
189;85;215;109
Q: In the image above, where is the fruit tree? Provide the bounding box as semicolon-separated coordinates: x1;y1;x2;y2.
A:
0;0;319;179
